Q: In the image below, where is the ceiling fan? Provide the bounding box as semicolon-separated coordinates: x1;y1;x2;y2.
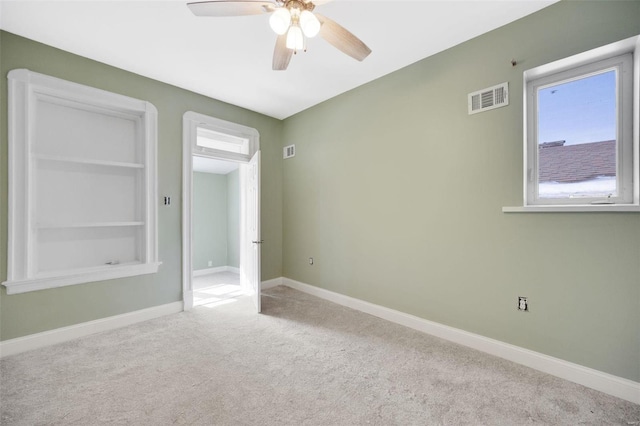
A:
187;0;372;70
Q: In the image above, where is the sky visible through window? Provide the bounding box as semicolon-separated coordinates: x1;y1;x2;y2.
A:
538;70;616;146
537;69;617;198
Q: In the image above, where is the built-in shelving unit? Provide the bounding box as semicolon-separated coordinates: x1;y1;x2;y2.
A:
3;69;160;295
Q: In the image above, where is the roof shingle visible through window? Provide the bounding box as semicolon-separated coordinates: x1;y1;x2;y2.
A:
538;140;616;183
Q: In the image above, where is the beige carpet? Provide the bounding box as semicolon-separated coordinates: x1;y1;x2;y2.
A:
1;286;638;425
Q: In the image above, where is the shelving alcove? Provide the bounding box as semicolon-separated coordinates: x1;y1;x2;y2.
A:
3;69;160;295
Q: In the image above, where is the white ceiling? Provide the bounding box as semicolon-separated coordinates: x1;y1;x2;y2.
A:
0;0;557;120
193;156;240;174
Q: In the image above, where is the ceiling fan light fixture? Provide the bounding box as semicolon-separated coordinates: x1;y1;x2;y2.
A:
299;10;320;38
186;0;372;70
286;24;305;51
269;7;291;35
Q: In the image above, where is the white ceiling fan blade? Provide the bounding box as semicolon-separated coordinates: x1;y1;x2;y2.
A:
273;34;293;70
188;0;276;17
315;14;371;62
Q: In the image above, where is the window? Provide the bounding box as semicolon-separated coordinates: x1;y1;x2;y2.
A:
196;128;250;155
519;35;639;210
3;69;160;294
187;112;259;163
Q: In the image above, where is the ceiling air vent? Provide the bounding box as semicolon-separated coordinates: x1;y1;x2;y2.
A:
468;82;509;115
283;144;295;159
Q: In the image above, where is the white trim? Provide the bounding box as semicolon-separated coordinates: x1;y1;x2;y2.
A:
182;111;260;312
525;53;633;206
633;35;640;205
502;205;640;213
3;262;161;295
183;290;194;311
524;36;639;81
518;34;640;209
4;69;159;293
193;266;227;276
261;277;282;290
281;278;640;404
184;111;259;163
0;302;182;358
182;113;194;311
193;266;241;277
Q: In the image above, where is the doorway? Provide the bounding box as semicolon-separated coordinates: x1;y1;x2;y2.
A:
191;157;243;307
182;112;261;312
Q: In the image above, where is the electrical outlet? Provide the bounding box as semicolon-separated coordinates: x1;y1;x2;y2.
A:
309;257;314;265
518;297;529;312
208;260;213;267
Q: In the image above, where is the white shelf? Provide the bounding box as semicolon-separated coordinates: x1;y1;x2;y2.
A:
35;154;144;169
37;222;144;230
2;262;162;295
34;260;145;279
6;69;158;295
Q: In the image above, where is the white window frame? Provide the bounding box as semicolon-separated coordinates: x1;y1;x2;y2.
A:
504;35;640;213
3;69;160;294
196;127;250;155
187;112;259;163
527;54;632;205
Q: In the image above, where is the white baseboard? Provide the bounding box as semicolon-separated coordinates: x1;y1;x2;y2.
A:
282;278;640;405
183;290;194;311
193;266;226;276
194;266;240;277
0;301;183;358
261;277;282;290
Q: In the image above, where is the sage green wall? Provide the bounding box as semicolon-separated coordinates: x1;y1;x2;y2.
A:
281;1;640;382
0;31;283;340
192;169;240;270
227;169;240;268
193;172;228;270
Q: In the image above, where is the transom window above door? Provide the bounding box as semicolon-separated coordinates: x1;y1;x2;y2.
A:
197;127;250;155
188;112;259;163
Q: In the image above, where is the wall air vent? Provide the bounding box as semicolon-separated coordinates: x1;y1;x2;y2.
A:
283;144;295;159
468;82;509;115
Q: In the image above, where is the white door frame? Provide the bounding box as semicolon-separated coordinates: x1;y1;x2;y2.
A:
245;151;261;312
182;111;260;311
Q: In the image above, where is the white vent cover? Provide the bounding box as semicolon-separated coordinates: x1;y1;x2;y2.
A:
283;144;295;159
468;82;509;115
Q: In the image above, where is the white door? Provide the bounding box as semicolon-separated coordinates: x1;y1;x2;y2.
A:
245;150;261;312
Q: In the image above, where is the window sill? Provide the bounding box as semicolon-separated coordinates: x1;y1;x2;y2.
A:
502;205;640;213
2;262;162;295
